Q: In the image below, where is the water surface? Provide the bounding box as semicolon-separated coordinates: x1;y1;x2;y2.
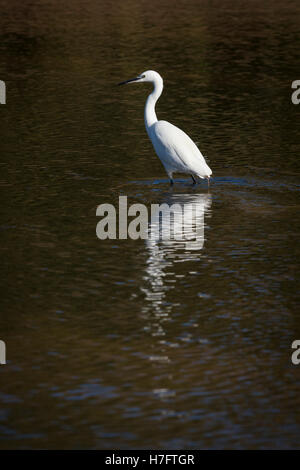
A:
0;0;300;449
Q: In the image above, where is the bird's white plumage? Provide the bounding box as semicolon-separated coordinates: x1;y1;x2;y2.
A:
150;120;212;179
119;70;212;184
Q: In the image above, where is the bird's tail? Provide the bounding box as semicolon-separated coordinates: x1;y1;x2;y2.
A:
204;156;212;177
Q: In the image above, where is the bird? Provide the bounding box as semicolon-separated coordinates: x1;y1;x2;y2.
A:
118;70;212;186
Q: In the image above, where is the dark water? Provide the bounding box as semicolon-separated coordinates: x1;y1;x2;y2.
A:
1;0;300;449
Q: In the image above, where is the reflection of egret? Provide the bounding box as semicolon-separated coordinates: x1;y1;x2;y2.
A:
118;70;212;185
140;193;212;405
148;194;212;253
141;193;212;335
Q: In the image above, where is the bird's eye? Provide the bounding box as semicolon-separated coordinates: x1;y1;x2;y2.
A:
141;75;145;78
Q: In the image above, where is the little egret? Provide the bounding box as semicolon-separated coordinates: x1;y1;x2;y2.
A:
118;70;212;185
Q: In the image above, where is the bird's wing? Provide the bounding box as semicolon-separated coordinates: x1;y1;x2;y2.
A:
152;120;211;177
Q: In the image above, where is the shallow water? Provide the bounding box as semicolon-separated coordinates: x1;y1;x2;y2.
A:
1;0;300;449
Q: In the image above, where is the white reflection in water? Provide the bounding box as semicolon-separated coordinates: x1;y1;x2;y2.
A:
141;193;212;346
141;193;211;406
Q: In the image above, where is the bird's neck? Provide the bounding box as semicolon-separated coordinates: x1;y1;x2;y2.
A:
144;77;163;132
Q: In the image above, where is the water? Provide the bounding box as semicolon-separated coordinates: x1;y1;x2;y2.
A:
1;0;300;449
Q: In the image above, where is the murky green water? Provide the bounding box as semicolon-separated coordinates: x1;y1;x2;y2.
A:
1;0;300;449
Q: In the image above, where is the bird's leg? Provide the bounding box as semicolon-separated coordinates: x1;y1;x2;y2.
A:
168;172;174;186
207;176;210;187
191;174;197;185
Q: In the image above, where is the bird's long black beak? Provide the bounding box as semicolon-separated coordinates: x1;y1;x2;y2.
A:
117;77;140;86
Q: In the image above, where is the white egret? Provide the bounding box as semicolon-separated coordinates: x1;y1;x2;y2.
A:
118;70;212;186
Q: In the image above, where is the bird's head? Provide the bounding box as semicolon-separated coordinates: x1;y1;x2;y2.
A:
117;70;162;86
